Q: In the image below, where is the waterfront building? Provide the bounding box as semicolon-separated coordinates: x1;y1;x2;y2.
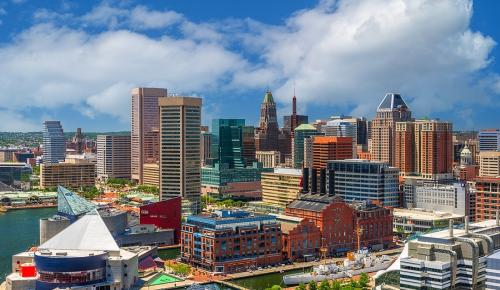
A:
42;121;65;164
479;129;500;151
261;168;302;208
398;218;500;289
255;91;280;152
256;150;281;168
475;177;500;221
0;191;57;208
276;214;321;261
393;208;464;234
283;95;308;136
327;159;400;207
293;124;322;168
142;162;159;187
159;96;202;215
285;195;393;256
371;93;412;166
96;135;131;180
6;211;139;290
139;197;181;243
312;136;353;170
479;151;500;177
40;159;95;189
181;210;283;273
0;162;32;187
131;87;167;184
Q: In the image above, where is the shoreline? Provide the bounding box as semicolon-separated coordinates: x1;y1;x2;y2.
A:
2;204;57;211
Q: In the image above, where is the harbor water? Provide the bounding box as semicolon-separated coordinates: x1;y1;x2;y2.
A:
0;207;56;282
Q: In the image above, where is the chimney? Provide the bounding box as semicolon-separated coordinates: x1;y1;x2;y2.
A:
311;168;317;194
328;170;335;196
465;216;469;235
319;168;326;195
449;219;454;238
302;168;309;193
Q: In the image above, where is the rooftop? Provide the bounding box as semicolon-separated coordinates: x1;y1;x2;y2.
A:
287;194;341;212
294;124;317;131
263;91;275;103
377;93;409;111
393;208;463;221
57;186;97;217
272;168;302;175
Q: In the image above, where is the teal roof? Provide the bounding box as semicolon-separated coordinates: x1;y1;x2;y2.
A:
57;186;97;217
263;91;275;103
294;124;317;131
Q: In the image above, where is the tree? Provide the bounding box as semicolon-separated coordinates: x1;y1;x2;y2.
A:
296;283;307;290
308;281;317;290
359;273;369;288
349;279;359;288
331;280;341;290
318;280;330;290
265;286;282;290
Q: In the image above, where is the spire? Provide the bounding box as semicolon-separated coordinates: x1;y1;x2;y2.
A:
263;91;275;103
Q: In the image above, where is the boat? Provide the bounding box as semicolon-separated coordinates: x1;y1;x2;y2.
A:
282;249;395;286
0;206;7;213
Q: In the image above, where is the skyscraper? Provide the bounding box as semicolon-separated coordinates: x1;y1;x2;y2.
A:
293;124;322;168
371;93;412;166
43;121;66;164
255;91;279;151
73;128;84;154
159;96;202;215
396;119;453;179
131;87;167;184
478;129;500;151
312;136;353;170
97;135;131;180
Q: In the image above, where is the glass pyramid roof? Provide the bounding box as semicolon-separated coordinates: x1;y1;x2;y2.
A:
57;185;97;217
377;93;408;111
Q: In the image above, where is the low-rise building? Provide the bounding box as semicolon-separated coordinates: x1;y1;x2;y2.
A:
393;208;464;234
40;159;95;189
275;214;321;262
181;210;282;273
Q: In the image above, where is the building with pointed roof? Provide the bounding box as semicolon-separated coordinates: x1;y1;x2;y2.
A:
371;93;412;166
7;211;139;290
256;91;280;152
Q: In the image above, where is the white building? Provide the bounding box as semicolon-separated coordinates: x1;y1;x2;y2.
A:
413;182;470;216
393;208;464;234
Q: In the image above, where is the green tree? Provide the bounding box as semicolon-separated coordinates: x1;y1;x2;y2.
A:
319;280;330;290
359;273;369;288
349;279;358;288
308;281;317;290
265;285;282;290
331;280;341;290
296;283;307;290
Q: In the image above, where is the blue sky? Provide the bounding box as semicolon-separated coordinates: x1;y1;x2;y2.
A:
0;0;499;132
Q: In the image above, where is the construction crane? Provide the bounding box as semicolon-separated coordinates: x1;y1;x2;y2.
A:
320;237;328;263
356;221;364;253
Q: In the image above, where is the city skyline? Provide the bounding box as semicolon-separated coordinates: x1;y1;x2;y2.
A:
0;0;499;132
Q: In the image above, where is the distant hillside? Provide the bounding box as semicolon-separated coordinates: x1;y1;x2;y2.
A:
0;131;130;148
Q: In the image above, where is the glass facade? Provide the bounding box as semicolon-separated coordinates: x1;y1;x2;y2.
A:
43;121;65;164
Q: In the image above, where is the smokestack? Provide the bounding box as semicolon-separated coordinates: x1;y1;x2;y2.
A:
497;210;500;226
292;95;297;115
328;170;335;196
320;169;326;195
302;168;309;193
449;219;454;238
465;216;469;235
311;168;317;194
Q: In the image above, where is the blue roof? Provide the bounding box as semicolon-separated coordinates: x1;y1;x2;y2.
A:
186;211;276;229
57;186;97;217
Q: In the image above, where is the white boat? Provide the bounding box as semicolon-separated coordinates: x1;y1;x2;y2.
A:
283;251;395;286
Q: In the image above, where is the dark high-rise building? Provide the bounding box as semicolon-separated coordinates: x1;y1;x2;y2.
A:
210;119;247;168
283;95;308;135
73;128;84;154
255;91;279;151
242;126;257;167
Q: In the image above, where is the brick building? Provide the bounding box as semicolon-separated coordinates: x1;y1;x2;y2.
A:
181;210;282;273
276;214;322;261
285;194;393;256
140;197;181;243
475;177;500;221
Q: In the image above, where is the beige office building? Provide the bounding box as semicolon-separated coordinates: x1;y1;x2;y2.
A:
159;97;202;215
143;162;159;187
479;151;500;177
97;135;131;180
262;168;302;208
40;159;96;189
256;151;281;168
131;88;167;184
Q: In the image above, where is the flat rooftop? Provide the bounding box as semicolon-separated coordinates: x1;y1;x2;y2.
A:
393;208;463;221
